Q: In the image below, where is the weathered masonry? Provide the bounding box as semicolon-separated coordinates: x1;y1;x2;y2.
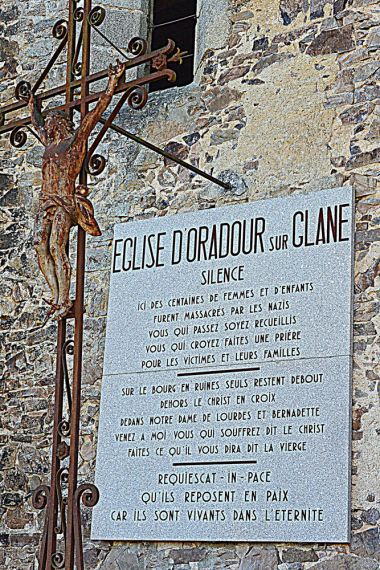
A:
1;0;379;569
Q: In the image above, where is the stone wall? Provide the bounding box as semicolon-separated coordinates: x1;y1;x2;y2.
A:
0;0;379;568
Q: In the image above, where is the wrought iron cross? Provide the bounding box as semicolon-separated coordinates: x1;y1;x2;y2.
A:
0;1;229;568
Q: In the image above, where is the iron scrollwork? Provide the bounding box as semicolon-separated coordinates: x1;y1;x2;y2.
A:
85;154;107;176
10;126;28;148
88;6;106;27
62;339;74;414
76;483;100;509
52;552;65;569
15;80;32;101
52;19;69;40
127;85;148;110
128;36;148;57
58;419;71;438
32;484;51;510
73;484;100;570
55;467;69;536
74;7;84;22
73;62;83;77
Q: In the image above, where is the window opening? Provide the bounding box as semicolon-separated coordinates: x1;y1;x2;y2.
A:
150;0;197;92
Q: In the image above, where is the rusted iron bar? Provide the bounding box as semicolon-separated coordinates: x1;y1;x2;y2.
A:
72;26;84;77
65;0;92;567
62;340;74;414
37;5;77;570
0;69;175;136
46;321;66;568
33;33;68;95
12;21;69;105
89;20;131;61
85;89;132;172
99;117;231;190
65;1;78;109
86;86;147;173
26;126;43;144
0;40;175;121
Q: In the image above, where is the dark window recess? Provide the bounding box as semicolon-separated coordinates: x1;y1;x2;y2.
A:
150;0;197;92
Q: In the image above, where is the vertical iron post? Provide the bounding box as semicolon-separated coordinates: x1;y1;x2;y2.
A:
45;322;66;568
65;0;91;568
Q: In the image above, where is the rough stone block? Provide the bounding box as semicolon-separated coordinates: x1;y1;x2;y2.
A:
307;25;354;55
353;62;380;83
281;548;319;563
239;548;279;570
310;554;379;569
351;527;380;561
101;547;140;570
169;548;206;564
279;0;304;25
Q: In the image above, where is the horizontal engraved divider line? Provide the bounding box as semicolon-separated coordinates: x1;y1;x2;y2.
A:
102;353;352;378
172;460;258;467
177;367;260;377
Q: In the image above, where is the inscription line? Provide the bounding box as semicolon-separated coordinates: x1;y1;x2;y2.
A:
102;353;352;378
173;460;258;467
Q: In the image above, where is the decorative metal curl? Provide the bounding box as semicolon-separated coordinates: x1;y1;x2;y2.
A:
58;418;71;437
59;467;69;486
15;80;31;101
52;19;68;40
73;484;99;570
64;339;74;356
55;467;69;535
128;36;148;57
73;62;83;77
73;7;84;22
75;483;100;508
32;484;50;510
88;6;106;27
127;86;148;110
85;153;107;176
10;127;28;148
51;552;65;569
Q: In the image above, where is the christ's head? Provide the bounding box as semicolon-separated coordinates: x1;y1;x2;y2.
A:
45;110;74;143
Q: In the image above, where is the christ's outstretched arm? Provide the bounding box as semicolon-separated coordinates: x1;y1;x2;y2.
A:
75;59;126;144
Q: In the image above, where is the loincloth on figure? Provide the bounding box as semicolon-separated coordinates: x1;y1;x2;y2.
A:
39;186;101;236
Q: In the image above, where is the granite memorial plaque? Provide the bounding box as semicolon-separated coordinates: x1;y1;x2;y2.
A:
92;186;354;543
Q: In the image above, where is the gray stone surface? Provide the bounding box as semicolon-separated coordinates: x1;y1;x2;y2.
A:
100;187;355;376
93;8;147;51
195;0;230;72
239;547;278;569
309;554;380;569
92;187;354;543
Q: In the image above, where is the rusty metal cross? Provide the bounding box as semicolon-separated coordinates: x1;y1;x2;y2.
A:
0;1;230;569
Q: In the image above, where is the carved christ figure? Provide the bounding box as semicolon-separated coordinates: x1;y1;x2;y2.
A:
29;60;125;319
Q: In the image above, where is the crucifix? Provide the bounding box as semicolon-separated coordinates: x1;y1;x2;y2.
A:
0;1;229;568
